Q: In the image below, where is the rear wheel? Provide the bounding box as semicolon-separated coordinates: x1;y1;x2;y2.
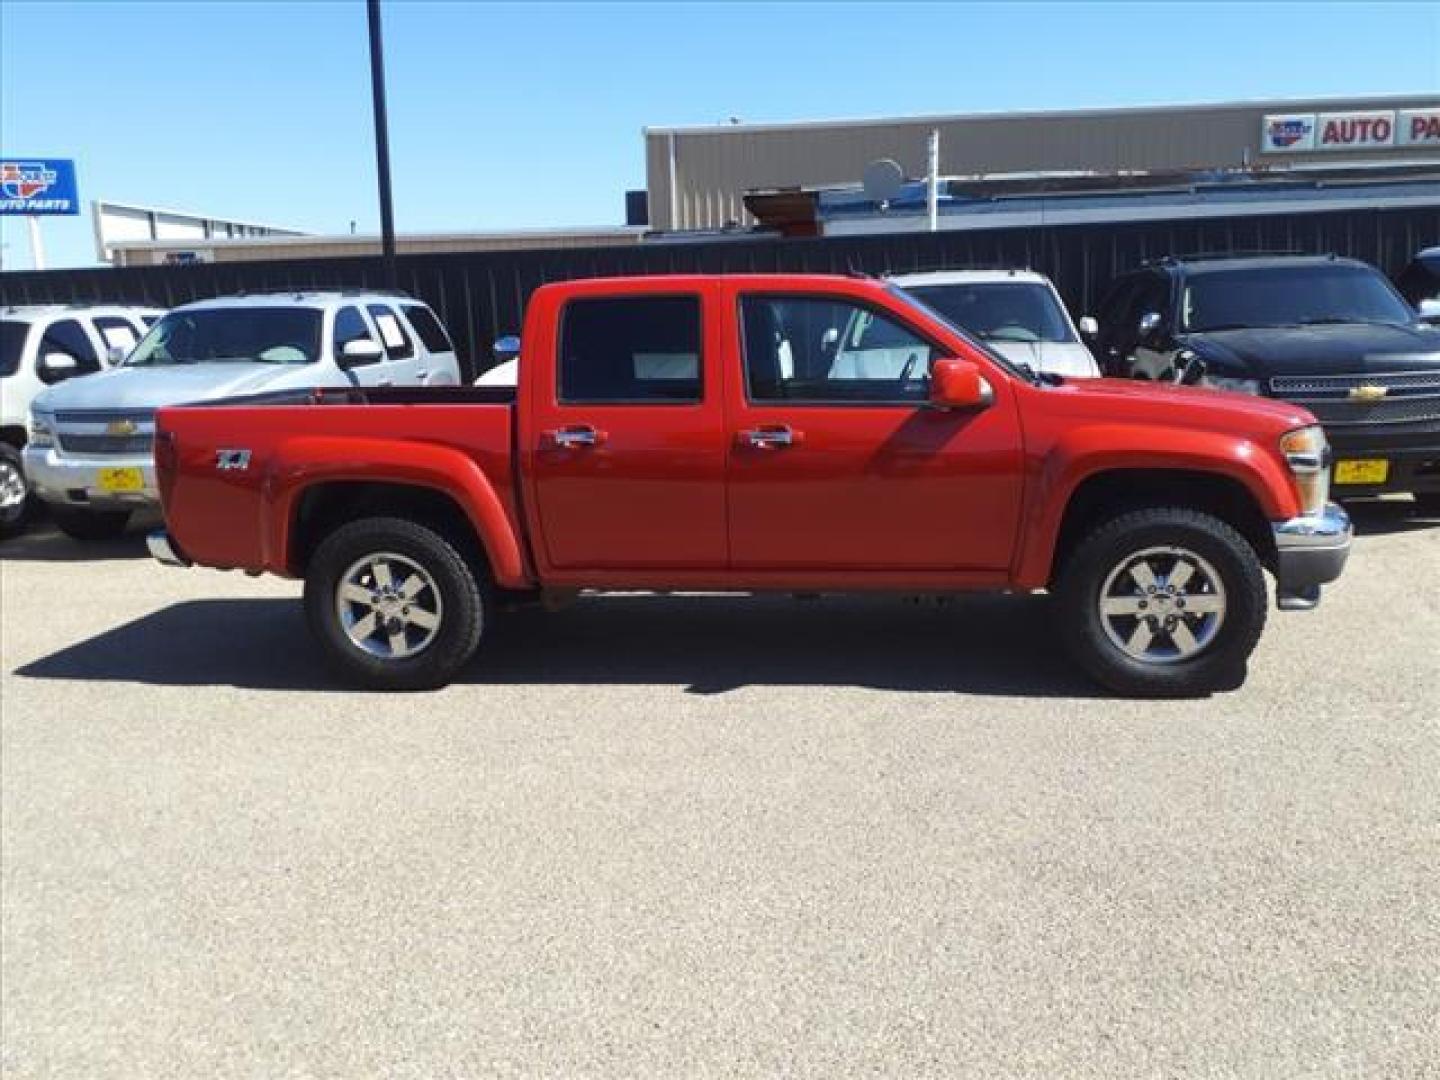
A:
1057;507;1267;697
304;516;486;691
0;444;32;539
51;505;132;542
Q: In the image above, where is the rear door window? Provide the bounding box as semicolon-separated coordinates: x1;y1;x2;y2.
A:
367;304;415;360
559;296;701;403
333;305;380;363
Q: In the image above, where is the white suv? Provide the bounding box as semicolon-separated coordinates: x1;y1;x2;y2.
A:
889;270;1100;378
25;291;461;541
1;303;165;537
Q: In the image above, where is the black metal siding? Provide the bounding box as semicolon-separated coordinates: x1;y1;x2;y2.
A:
3;205;1436;380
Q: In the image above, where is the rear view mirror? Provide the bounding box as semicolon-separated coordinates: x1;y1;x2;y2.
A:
106;344;129;366
820;327;840;352
929;358;994;410
339;338;384;368
1078;316;1099;338
492;334;521;362
1138;311;1163;340
38;352;80;382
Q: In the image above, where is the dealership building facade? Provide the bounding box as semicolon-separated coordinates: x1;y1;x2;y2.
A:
645;95;1440;231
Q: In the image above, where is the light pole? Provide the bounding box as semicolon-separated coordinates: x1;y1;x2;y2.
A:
367;0;397;287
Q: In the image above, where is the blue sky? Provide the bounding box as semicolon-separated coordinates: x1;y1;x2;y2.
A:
2;1;1437;269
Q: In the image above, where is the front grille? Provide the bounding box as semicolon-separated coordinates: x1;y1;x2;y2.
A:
52;408;156;456
1270;371;1440;426
56;433;154;454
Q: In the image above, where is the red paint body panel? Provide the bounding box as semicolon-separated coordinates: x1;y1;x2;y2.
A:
153;274;1315;595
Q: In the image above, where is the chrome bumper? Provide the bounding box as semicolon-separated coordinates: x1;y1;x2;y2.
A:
1272;503;1352;611
146;531;191;568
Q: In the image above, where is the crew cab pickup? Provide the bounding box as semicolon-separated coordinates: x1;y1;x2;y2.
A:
150;275;1353;696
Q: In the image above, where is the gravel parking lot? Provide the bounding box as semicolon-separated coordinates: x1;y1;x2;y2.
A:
2;501;1438;1078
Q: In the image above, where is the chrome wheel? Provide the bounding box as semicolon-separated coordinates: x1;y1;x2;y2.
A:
1099;546;1226;664
0;459;25;512
335;551;443;660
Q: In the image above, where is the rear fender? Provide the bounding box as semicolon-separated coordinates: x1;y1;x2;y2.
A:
264;436;529;588
1014;424;1299;588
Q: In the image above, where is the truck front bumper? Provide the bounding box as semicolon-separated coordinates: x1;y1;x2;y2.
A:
22;446;158;511
1272;502;1352;611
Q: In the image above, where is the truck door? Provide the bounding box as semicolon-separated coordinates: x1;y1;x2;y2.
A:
725;290;1024;573
525;287;728;572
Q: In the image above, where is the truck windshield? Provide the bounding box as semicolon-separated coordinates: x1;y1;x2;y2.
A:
1183;264;1415;332
126;307;323;366
1;320;30;377
907;282;1076;344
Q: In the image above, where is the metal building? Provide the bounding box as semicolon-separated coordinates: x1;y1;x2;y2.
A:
645;95;1440;231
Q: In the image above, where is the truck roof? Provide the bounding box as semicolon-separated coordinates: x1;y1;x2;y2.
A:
1157;254;1373;276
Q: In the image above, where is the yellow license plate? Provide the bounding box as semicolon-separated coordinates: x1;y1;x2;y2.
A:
97;466;144;493
1334;459;1389;485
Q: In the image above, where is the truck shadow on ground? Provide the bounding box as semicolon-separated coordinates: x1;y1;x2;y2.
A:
0;515;161;562
17;592;1112;698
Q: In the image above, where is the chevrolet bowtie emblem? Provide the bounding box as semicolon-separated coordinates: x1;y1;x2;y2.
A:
105;419;138;436
1348;385;1388;401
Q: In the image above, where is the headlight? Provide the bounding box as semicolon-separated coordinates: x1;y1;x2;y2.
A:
1202;375;1263;395
1280;425;1330;515
28;412;55;449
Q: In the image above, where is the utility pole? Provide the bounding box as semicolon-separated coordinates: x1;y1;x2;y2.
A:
367;0;397;287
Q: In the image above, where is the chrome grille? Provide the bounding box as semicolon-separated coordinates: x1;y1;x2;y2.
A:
1269;371;1440;426
56;432;154;454
52;408;156;456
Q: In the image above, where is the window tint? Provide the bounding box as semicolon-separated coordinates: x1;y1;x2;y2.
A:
559;296;701;403
39;318;100;377
401;304;454;354
741;295;936;402
367;304;414;359
1181;264;1414;331
93;316;141;359
333;306;377;361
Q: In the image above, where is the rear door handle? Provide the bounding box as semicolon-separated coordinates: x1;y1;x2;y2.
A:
548;425;604;448
739;425;801;449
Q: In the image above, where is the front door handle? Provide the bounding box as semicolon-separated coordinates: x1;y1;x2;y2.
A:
739;425;801;449
548;425;604;448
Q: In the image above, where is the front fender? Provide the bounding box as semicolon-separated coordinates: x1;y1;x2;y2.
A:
1013;423;1300;588
263;436;530;588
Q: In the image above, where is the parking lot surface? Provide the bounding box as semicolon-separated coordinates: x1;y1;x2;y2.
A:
2;502;1438;1078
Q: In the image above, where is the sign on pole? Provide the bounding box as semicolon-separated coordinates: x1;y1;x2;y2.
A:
0;158;80;215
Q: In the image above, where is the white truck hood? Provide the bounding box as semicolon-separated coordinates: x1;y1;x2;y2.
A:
986;340;1099;378
32;362;347;413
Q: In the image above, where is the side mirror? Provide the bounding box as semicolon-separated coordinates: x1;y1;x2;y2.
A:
929;358;994;410
1078;316;1099;338
1138;311;1163;341
1417;298;1440;325
338;337;384;368
492;334;521;362
38;352;80;382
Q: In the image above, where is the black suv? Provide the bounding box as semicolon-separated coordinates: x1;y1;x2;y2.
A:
1090;254;1440;510
1394;246;1440;324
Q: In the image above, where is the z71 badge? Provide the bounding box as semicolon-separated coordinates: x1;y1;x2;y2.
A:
215;449;251;471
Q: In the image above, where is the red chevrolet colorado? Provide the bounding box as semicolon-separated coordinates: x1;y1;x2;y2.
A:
149;274;1352;695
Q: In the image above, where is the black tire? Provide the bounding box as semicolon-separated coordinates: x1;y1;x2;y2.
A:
1412;492;1440;517
51;505;132;542
1056;507;1267;698
0;444;34;540
303;516;486;691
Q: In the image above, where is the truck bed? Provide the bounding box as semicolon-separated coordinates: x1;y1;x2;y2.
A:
155;388;521;577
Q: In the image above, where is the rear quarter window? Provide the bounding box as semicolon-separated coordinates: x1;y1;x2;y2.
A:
401;305;454;354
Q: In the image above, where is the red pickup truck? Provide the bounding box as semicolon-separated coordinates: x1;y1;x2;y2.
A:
149;274;1352;696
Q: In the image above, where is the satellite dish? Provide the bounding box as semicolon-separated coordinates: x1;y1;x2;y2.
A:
862;158;905;204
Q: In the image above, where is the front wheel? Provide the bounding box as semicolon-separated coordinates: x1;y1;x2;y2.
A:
1057;507;1267;697
0;444;33;539
51;505;132;542
303;516;486;691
